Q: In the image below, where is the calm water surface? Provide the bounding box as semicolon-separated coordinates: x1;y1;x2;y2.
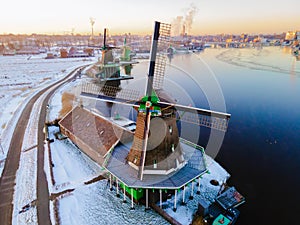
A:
128;47;300;225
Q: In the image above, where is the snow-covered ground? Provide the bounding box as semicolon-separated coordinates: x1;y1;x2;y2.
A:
0;54;96;176
46;126;169;225
162;155;229;225
12;87;45;225
42;80;230;225
0;53;96;225
46;125;229;225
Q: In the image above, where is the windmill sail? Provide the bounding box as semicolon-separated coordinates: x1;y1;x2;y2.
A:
159;101;231;132
81;82;141;103
81;81;231;132
151;22;171;90
136;21;170;180
146;22;170;95
81;82;231;132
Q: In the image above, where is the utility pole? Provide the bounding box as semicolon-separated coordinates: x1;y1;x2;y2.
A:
90;17;95;40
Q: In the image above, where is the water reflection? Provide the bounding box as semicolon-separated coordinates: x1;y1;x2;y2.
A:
290;57;297;84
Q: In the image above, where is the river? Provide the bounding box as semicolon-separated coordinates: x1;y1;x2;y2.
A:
123;47;300;225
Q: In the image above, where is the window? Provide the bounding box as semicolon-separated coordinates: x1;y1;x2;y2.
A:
169;125;173;134
175;159;179;167
153;159;157;169
171;144;175;152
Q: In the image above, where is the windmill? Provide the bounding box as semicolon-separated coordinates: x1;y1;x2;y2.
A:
81;21;231;183
85;27;136;86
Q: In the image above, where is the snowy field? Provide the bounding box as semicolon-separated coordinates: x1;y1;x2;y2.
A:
0;53;95;224
0;54;96;175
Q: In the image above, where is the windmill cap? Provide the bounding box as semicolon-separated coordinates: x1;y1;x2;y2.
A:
155;90;177;104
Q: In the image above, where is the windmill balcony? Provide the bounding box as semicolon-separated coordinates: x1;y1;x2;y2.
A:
142;160;187;175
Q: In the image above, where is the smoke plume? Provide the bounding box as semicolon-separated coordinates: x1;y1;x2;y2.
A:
171;5;198;36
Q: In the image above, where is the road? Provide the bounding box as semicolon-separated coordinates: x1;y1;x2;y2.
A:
0;66;86;225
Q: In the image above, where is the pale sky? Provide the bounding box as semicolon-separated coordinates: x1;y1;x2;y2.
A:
1;0;299;35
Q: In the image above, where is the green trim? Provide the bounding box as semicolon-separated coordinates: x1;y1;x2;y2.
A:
139;98;161;116
119;183;144;200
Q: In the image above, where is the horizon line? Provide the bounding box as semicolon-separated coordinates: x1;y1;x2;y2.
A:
0;30;291;36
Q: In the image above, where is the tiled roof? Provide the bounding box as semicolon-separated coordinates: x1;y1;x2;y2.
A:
59;106;133;157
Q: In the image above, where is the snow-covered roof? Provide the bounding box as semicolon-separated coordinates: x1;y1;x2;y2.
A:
105;139;207;189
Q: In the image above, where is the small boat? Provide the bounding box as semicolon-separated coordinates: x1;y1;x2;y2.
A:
282;40;292;46
166;45;189;54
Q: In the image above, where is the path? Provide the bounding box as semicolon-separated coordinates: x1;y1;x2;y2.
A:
0;65;87;225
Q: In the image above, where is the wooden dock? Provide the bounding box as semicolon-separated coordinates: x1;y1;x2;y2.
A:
150;203;182;225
